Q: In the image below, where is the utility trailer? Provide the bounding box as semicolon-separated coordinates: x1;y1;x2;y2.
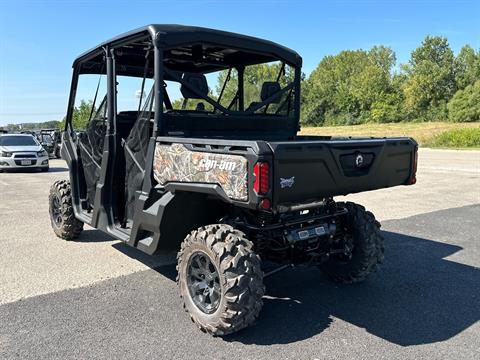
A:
48;25;417;335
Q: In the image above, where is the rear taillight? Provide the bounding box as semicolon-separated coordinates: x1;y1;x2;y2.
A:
253;162;269;195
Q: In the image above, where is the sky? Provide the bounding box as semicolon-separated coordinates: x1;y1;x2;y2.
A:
0;0;479;125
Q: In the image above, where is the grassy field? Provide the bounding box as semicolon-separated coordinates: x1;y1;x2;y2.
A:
300;122;480;148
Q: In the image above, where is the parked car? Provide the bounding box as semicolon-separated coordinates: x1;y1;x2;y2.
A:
0;134;49;172
48;24;417;335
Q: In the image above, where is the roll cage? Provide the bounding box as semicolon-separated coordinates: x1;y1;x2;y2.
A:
65;24;302;138
61;24;303;241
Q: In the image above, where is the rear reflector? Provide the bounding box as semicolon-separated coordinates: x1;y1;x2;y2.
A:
260;198;271;210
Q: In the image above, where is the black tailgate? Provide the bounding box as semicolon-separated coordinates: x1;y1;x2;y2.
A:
269;138;417;207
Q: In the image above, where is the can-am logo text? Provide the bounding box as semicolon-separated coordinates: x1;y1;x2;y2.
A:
200;158;237;171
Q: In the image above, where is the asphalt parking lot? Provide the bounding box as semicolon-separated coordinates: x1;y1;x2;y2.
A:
0;149;479;359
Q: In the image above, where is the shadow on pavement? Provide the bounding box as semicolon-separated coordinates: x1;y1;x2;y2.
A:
70;228;178;281
226;227;479;346
46;167;68;173
0;166;67;173
113;242;178;282
74;229;115;243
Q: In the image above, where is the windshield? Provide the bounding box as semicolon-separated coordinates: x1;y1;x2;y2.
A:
0;136;38;147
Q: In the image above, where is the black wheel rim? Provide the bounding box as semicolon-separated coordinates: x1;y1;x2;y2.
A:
186;252;221;314
51;194;62;228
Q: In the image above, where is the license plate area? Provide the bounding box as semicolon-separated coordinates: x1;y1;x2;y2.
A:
289;224;327;242
21;160;31;165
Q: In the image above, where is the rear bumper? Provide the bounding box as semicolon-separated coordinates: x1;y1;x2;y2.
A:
0;156;49;169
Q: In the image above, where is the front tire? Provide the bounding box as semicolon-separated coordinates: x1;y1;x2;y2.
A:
49;180;83;239
177;224;264;336
320;202;384;283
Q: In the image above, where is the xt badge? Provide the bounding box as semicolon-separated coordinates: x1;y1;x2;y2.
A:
280;176;295;189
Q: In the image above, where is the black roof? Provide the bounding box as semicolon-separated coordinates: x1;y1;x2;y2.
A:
73;24;302;70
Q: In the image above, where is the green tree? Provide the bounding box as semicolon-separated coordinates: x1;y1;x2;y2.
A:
71;100;94;130
447;80;480;122
369;45;396;73
402;36;455;119
301;47;399;125
454;45;480;90
302;51;365;125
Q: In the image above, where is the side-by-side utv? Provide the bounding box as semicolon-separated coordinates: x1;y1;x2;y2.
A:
37;129;61;158
48;25;417;335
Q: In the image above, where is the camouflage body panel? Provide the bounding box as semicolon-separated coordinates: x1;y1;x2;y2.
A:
153;143;249;201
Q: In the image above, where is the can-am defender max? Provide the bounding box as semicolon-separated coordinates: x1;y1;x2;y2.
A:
48;25;418;336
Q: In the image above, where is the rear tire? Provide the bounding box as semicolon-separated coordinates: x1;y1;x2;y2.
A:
177;224;264;336
320;202;384;283
49;180;83;240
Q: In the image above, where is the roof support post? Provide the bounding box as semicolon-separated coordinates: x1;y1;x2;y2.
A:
106;46;116;135
294;66;301;130
153;45;164;136
238;66;244;111
65;67;79;134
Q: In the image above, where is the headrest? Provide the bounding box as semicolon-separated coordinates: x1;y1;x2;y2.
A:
260;81;281;103
180;73;209;99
